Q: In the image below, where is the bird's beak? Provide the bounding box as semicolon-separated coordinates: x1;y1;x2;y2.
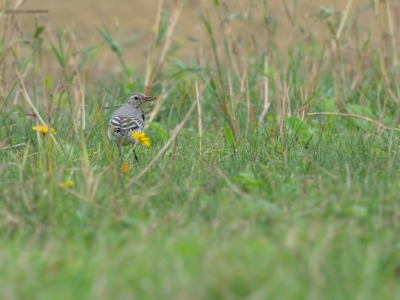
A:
141;96;157;103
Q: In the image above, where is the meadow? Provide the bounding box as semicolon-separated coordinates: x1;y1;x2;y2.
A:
1;0;400;299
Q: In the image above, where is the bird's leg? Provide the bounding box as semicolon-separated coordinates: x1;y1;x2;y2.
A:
132;142;139;164
118;145;122;158
132;149;139;164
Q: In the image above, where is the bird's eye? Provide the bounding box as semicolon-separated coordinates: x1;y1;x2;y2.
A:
134;96;139;100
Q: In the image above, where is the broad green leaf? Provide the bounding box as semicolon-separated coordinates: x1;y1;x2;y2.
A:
347;104;375;131
210;79;217;92
234;172;264;189
57;29;64;61
49;42;65;68
34;26;45;39
327;22;336;36
284;116;314;143
224;123;235;149
110;41;122;55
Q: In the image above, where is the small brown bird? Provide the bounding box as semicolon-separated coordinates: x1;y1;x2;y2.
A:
108;92;157;161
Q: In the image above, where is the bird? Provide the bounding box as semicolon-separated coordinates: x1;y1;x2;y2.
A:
108;92;157;162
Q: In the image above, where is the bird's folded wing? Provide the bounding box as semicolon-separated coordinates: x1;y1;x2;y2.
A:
109;116;144;134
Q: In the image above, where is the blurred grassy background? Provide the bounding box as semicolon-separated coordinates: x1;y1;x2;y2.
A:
1;0;400;299
18;0;380;69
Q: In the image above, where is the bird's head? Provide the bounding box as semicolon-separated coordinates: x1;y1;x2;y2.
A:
125;93;157;108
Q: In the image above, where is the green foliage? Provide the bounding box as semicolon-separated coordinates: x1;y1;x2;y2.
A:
224;122;236;149
49;29;66;68
284;116;314;144
347;104;376;132
233;171;264;189
97;22;122;57
33;26;45;39
147;121;167;141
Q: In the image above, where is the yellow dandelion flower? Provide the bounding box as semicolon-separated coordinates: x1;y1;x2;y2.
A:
121;162;130;174
131;131;150;147
59;180;74;188
32;125;56;135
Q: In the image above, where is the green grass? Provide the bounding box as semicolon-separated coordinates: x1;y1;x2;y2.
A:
1;1;400;299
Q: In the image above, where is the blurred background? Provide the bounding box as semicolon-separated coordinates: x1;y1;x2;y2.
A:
15;0;376;70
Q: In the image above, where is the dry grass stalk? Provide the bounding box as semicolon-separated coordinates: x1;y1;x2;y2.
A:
259;56;270;123
195;81;203;154
144;0;184;95
14;66;65;156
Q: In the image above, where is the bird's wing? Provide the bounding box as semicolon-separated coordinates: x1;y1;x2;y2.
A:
109;115;144;134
